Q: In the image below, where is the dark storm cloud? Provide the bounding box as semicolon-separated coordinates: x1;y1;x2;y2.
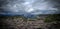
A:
49;0;60;14
50;0;60;8
0;0;60;15
0;0;25;14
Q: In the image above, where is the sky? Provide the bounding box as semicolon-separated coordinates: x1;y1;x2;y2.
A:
0;0;60;15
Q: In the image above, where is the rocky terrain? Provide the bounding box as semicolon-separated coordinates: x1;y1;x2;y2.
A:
0;15;47;29
0;14;60;29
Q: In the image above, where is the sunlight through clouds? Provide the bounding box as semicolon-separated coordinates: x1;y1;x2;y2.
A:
0;0;59;15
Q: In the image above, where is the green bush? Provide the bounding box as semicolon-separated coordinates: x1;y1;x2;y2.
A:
44;14;60;23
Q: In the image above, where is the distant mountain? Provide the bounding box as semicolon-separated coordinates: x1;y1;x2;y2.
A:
0;13;59;18
0;14;34;18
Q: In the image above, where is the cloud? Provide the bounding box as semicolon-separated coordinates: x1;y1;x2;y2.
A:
0;0;60;15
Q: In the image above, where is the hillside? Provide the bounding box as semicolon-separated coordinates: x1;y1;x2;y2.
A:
0;14;60;29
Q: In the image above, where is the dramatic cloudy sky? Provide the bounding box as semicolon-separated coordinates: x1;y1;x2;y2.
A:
0;0;60;15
